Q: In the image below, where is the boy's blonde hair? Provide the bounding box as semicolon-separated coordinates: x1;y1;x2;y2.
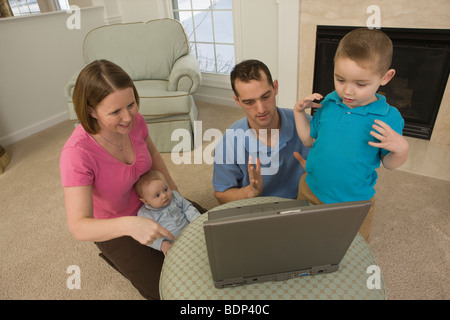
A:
334;28;393;75
134;170;167;198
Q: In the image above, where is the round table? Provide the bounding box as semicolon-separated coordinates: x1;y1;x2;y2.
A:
159;197;386;299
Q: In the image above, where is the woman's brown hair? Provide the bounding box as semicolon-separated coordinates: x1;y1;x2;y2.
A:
72;60;140;134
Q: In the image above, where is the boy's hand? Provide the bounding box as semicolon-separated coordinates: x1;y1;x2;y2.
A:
368;119;408;153
294;93;323;113
369;119;409;170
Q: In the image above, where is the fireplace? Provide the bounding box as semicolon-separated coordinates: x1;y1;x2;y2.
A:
312;26;450;140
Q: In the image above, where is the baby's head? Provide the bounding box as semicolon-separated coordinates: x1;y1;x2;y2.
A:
135;170;173;208
333;28;396;107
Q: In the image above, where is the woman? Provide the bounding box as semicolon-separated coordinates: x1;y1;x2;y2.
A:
60;60;203;299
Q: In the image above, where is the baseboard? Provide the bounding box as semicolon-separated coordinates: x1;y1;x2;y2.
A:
193;93;236;108
0;111;69;147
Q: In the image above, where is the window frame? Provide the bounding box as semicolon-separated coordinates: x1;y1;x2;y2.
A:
8;0;70;16
170;0;242;83
8;0;40;16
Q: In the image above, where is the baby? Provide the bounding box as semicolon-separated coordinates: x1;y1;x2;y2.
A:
134;170;201;255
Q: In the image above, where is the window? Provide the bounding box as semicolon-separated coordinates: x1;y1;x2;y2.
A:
56;0;70;10
8;0;40;16
8;0;69;16
172;0;235;75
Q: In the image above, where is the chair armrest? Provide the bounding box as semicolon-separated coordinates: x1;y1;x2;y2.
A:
63;70;81;101
168;54;202;93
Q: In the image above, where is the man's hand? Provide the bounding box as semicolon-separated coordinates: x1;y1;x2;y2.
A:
245;156;263;198
293;152;306;171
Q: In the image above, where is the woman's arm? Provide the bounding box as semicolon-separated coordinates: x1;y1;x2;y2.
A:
64;185;173;244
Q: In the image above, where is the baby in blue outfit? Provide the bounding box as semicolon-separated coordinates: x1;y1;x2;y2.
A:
135;170;201;255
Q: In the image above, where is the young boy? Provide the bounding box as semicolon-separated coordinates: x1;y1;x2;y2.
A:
294;28;409;241
134;170;201;255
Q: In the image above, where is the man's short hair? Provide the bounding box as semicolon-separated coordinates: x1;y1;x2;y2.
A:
230;59;274;97
334;28;393;75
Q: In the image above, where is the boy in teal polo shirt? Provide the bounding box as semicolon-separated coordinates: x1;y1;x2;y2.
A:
293;28;409;241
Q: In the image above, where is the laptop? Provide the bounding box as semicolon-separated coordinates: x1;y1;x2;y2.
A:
203;199;371;289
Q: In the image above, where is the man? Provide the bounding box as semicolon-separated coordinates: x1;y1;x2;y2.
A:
213;59;310;204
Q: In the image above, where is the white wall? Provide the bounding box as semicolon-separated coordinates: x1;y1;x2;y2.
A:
97;0;291;109
0;6;105;146
0;0;299;145
194;0;293;108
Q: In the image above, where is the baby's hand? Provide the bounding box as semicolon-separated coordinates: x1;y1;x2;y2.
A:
294;93;323;113
161;240;172;256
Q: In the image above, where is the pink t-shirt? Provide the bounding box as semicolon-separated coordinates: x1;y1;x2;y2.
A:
60;112;152;219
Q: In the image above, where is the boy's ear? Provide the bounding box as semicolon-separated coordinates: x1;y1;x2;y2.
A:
139;197;147;204
381;69;396;86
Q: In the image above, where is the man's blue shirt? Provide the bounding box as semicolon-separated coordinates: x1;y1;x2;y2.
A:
213;107;310;199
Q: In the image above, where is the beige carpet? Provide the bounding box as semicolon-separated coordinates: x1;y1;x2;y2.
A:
0;101;448;300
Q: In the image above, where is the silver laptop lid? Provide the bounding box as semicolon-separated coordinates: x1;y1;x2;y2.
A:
203;200;371;288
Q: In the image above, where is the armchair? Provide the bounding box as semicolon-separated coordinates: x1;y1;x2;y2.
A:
64;18;202;152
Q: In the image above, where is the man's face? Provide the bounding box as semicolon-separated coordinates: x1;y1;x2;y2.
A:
233;72;279;131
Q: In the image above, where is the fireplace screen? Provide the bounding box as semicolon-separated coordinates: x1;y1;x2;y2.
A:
313;26;450;140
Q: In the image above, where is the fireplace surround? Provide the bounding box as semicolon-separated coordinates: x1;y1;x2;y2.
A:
312;26;450;140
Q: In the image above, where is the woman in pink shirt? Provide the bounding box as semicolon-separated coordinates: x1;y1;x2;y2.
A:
60;60;204;299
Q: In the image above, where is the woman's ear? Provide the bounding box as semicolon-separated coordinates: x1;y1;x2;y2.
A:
381;69;396;86
88;106;97;119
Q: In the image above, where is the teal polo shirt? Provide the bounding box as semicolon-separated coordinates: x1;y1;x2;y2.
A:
306;91;405;203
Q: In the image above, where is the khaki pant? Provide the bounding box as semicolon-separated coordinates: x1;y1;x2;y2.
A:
297;173;374;242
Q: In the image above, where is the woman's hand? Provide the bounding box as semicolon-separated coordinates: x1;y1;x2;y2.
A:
126;216;174;246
